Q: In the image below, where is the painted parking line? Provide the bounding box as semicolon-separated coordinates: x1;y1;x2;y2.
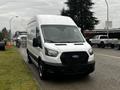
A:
95;53;120;59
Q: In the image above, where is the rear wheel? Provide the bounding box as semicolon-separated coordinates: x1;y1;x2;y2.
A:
97;44;101;48
82;72;90;77
2;46;5;51
110;44;114;48
116;45;120;50
100;42;105;48
88;40;92;46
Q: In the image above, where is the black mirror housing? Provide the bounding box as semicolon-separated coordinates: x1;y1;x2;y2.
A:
33;38;42;48
33;38;39;47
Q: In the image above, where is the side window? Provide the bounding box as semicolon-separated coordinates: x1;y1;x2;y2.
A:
100;36;108;39
93;36;97;39
29;29;35;40
27;21;36;40
27;27;33;40
29;23;36;40
36;27;40;37
36;27;41;42
36;27;42;48
96;36;99;39
27;27;30;40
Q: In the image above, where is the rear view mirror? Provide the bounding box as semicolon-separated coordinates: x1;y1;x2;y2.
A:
78;28;81;31
33;37;42;48
33;38;38;47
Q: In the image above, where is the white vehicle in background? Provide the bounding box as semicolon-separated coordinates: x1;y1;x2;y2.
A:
26;15;95;80
90;35;118;48
0;40;5;50
114;40;120;50
13;31;27;48
16;35;27;48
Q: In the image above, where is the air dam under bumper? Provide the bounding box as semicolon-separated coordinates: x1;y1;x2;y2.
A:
43;61;95;75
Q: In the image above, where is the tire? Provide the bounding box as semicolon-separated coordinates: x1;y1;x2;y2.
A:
97;44;101;48
82;72;90;77
28;55;32;64
110;44;114;49
88;41;92;46
2;46;5;51
27;50;32;64
17;43;20;48
16;43;19;48
118;45;120;50
100;42;105;48
1;45;5;51
116;45;120;50
38;62;47;80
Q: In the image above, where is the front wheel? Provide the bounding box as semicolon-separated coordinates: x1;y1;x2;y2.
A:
27;50;32;64
110;44;114;48
100;42;105;48
116;45;120;50
38;63;47;80
2;46;5;51
97;44;101;48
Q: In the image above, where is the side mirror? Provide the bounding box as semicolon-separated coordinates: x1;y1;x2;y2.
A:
33;37;42;48
78;28;81;31
33;38;38;47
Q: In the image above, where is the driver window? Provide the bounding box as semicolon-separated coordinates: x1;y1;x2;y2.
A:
36;27;40;37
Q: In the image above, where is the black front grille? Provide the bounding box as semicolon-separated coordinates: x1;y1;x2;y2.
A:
60;52;89;66
21;37;27;40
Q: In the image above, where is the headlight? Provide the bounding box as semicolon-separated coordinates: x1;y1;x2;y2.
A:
45;48;59;57
88;48;93;55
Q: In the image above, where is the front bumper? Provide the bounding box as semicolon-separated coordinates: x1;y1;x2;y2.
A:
43;61;95;75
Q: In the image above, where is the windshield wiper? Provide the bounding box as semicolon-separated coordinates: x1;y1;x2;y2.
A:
58;41;84;43
45;40;84;43
71;41;84;43
55;41;72;43
45;39;56;43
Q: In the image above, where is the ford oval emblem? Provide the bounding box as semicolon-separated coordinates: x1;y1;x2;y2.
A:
72;55;79;59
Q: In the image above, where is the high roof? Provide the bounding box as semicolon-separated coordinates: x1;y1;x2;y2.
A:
36;15;77;26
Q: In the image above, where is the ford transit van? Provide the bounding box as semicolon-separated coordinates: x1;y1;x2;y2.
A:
26;15;95;80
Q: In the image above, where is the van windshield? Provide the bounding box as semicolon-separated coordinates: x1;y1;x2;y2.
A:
41;25;85;43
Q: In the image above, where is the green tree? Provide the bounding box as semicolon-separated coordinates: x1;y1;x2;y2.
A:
61;0;99;33
2;27;8;38
2;27;9;40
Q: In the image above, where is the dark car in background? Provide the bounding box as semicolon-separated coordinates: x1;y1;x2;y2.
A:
0;40;5;50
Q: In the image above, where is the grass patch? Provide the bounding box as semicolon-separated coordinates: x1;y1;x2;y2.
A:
0;47;39;90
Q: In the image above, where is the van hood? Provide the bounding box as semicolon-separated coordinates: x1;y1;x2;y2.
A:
44;42;91;52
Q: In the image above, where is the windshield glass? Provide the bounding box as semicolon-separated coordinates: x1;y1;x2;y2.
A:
41;25;85;43
100;36;108;39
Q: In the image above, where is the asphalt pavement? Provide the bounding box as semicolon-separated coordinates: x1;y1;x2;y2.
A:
19;48;120;90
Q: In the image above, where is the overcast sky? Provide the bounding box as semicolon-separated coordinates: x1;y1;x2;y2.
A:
0;0;120;32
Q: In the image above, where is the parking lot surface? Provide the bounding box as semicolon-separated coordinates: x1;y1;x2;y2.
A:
20;48;120;90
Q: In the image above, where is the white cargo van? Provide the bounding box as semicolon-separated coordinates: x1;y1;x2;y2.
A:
26;15;95;80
